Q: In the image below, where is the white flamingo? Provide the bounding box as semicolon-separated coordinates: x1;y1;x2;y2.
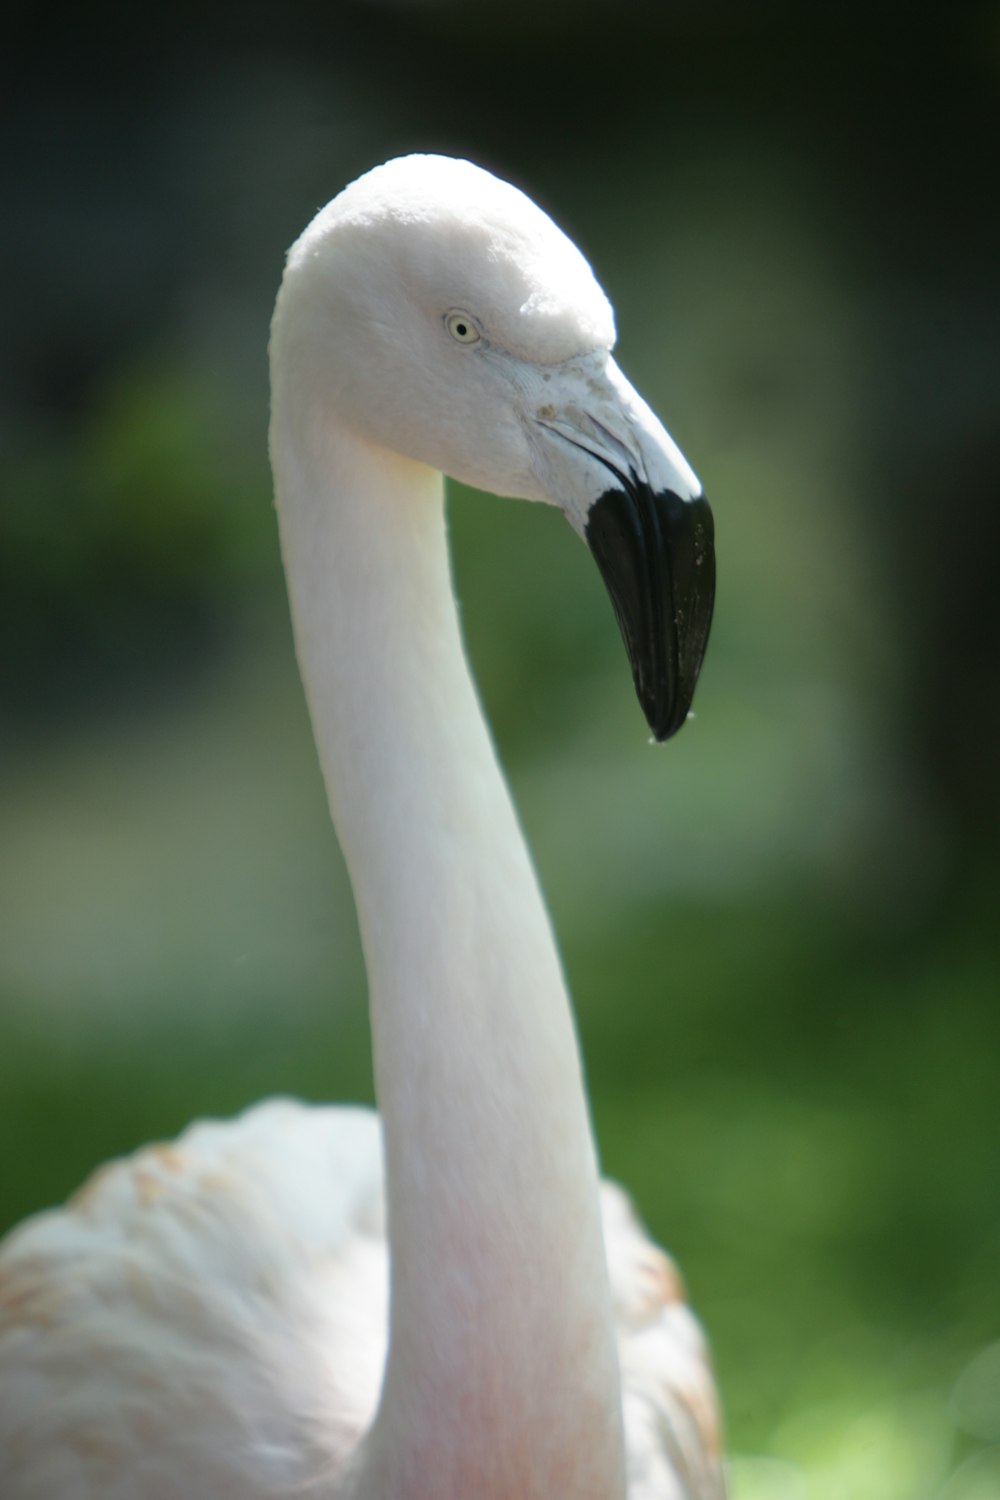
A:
0;154;721;1500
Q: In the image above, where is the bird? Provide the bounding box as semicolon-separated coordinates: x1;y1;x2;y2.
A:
0;154;721;1500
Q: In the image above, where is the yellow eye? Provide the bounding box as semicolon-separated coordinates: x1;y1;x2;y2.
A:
445;311;481;345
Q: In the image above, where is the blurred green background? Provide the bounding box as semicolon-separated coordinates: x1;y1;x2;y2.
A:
3;4;999;1495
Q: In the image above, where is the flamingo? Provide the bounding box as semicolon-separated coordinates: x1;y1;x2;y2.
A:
0;154;721;1500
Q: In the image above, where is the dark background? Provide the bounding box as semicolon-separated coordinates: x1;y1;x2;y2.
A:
3;5;999;1493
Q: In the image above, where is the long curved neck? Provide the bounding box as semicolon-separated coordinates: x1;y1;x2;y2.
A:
272;397;626;1500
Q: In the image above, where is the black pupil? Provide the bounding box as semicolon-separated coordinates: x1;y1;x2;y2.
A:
455;322;467;337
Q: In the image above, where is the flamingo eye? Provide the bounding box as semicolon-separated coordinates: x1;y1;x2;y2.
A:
445;311;481;345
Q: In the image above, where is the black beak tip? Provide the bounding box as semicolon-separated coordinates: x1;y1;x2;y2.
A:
586;484;715;743
641;676;696;745
648;703;688;744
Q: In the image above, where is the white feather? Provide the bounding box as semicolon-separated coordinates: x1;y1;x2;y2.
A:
1;1102;721;1497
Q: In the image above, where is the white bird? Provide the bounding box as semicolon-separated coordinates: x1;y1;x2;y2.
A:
0;155;721;1500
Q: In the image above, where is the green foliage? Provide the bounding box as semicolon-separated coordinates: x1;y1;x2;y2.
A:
1;362;275;712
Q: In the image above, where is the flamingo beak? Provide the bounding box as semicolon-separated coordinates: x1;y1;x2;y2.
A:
585;476;714;742
529;355;715;741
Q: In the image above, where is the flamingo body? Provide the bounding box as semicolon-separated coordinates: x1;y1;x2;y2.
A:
0;1101;720;1497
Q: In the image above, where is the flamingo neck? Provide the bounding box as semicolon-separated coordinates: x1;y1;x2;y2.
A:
272;407;626;1500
